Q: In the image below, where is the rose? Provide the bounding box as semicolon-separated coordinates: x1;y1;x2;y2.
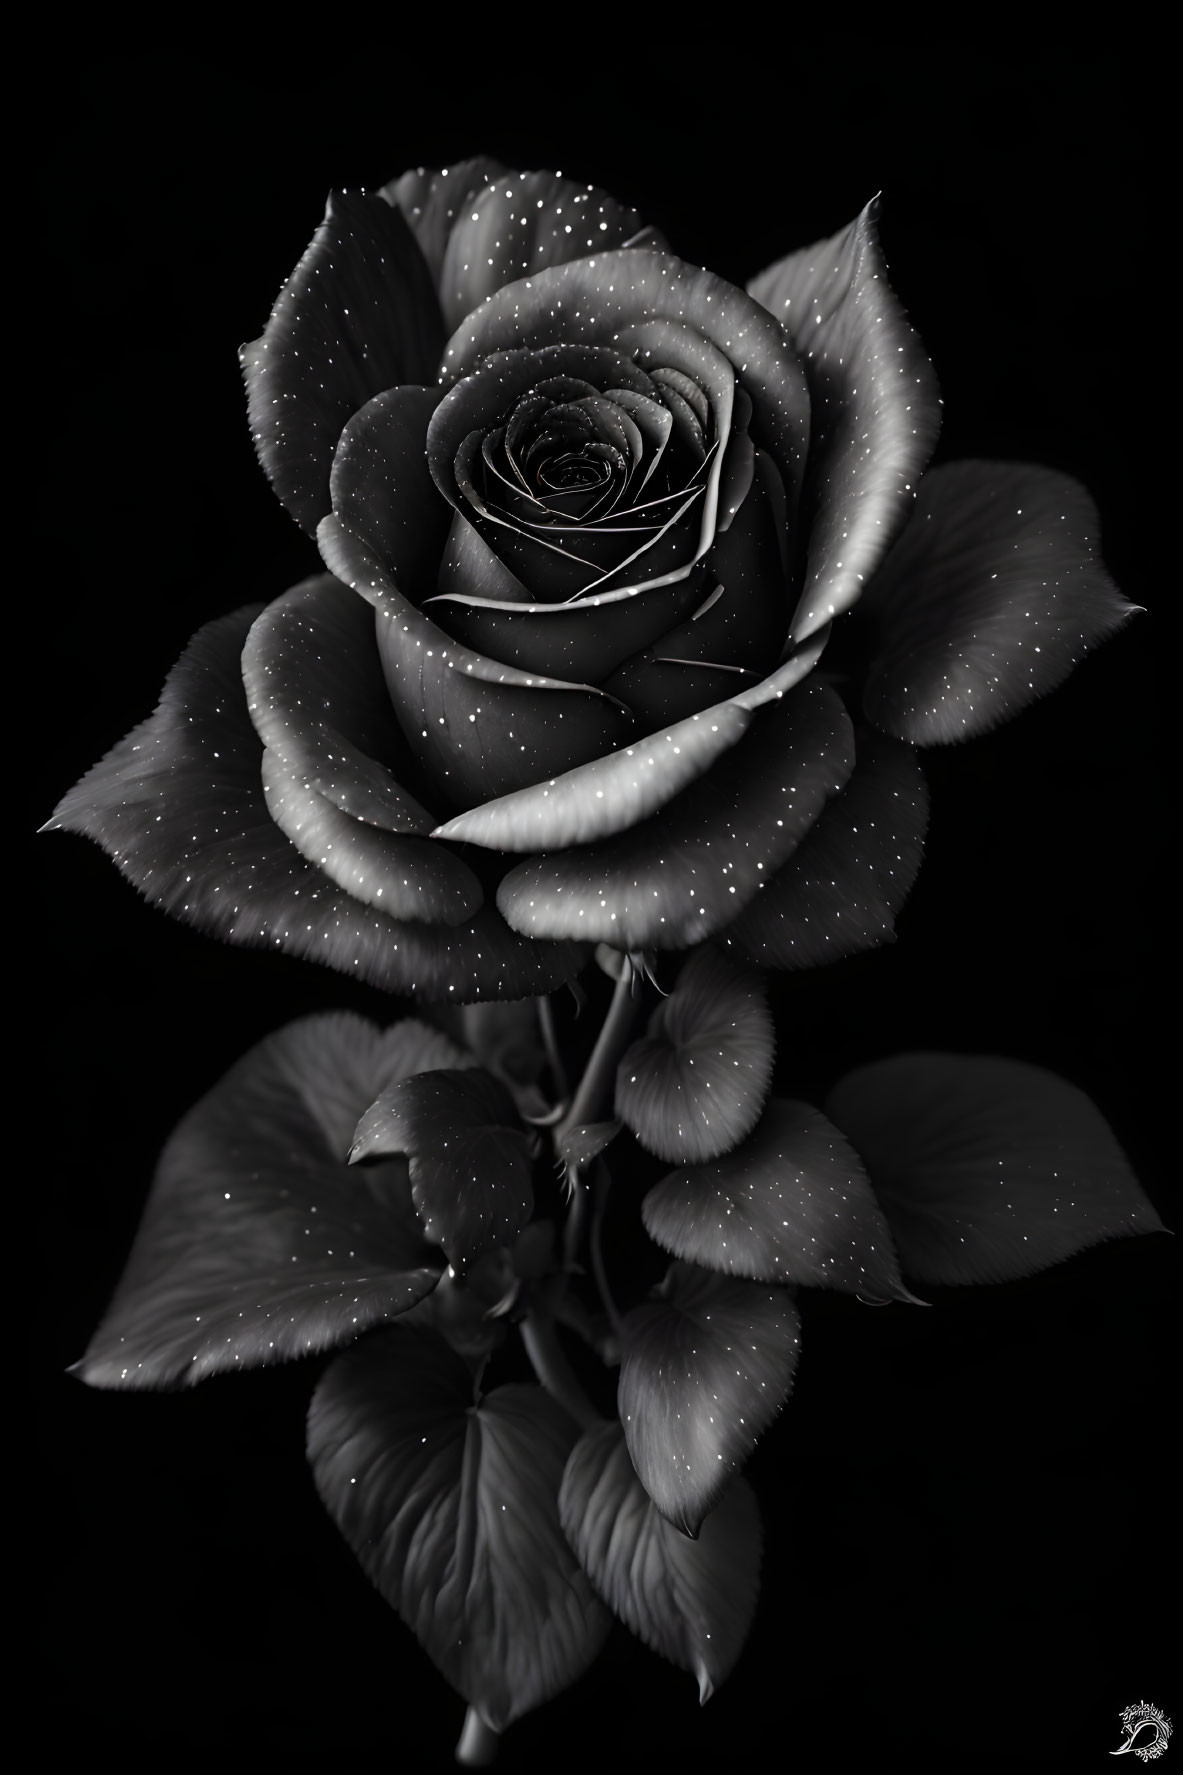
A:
51;158;1131;1001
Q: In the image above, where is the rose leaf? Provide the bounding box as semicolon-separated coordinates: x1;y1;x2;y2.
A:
557;1121;623;1168
642;1098;914;1300
307;1328;610;1732
722;732;929;970
859;461;1138;744
618;1263;800;1535
616;947;774;1164
241;190;445;534
825;1053;1166;1285
71;1014;479;1388
351;1069;533;1273
560;1420;761;1702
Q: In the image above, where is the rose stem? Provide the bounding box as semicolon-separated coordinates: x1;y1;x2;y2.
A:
555;959;641;1271
519;1311;601;1430
589;1162;623;1339
455;1706;499;1767
536;993;570;1105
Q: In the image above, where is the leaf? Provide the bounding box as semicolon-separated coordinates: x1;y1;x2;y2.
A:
616;948;774;1163
825;1053;1165;1285
560;1420;761;1702
557;1121;622;1168
73;1014;473;1388
307;1328;610;1730
618;1264;800;1535
350;1069;533;1273
642;1098;915;1300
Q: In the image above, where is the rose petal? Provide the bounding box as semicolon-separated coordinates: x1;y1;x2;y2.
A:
380;157;509;285
748;198;941;642
73;1014;467;1387
432;702;750;852
722;732;928;969
428;345;657;517
325;385;639;799
825;1054;1165;1285
442;249;810;526
308;1330;610;1731
435;510;536;605
240;190;445;534
604;452;793;725
427;345;696;601
619;1264;800;1535
642;1099;913;1299
616;316;738;567
242;572;439;831
427;567;707;681
47;605;587;1001
858;461;1138;743
318;512;636;808
329;383;452;605
435;169;665;333
496;680;854;948
559;1421;762;1703
616;948;775;1164
260;747;482;923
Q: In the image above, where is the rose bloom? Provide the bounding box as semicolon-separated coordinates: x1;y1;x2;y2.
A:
50;159;1129;1000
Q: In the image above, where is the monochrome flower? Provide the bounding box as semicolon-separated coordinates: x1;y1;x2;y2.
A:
49;162;1130;1000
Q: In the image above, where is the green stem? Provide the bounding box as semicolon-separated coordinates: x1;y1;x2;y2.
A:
555;960;638;1146
590;1166;622;1339
455;1707;499;1766
520;1312;601;1430
556;961;641;1271
537;994;570;1104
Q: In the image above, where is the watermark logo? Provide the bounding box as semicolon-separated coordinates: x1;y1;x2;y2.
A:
1111;1702;1172;1762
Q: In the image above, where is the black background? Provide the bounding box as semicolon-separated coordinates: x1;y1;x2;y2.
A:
33;40;1172;1774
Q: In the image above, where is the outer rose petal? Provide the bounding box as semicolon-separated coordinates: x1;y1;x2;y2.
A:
496;681;854;949
722;732;929;969
74;1014;468;1387
858;461;1137;743
240;190;445;534
46;606;586;1002
748;199;941;643
380;157;510;286
441;248;810;535
259;747;482;923
440;170;663;332
430;629;831;856
243;572;439;832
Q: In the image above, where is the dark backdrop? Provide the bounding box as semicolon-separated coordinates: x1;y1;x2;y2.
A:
34;41;1171;1774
